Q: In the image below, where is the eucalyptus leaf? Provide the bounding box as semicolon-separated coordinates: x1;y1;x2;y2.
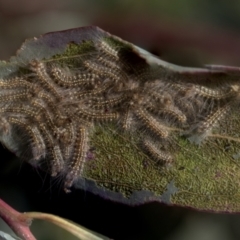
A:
1;26;240;212
0;231;19;240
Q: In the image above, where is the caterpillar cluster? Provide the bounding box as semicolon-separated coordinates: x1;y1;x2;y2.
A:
0;39;238;192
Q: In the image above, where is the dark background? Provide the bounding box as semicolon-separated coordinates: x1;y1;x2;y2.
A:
1;1;240;239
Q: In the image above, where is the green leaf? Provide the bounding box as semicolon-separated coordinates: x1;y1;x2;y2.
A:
1;26;240;212
25;212;109;240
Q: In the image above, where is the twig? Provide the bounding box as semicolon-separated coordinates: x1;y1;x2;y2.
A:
0;198;36;240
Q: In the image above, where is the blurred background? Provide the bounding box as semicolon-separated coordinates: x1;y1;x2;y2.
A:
1;0;240;239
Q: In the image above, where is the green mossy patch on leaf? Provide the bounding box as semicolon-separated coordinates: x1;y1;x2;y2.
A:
50;41;96;67
83;106;240;212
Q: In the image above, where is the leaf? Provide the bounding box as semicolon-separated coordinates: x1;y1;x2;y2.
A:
25;212;109;240
1;26;240;212
0;231;19;240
